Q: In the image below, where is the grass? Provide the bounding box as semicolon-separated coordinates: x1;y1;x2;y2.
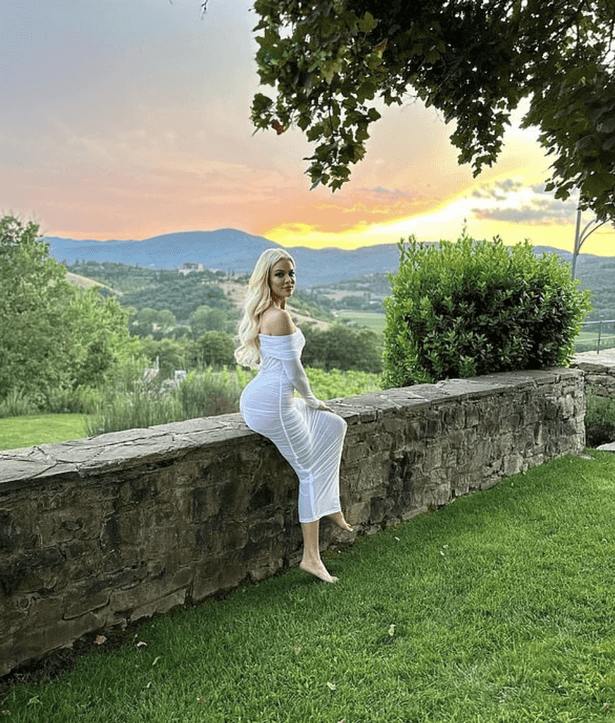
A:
2;451;615;722
337;310;386;334
0;414;91;451
575;329;615;353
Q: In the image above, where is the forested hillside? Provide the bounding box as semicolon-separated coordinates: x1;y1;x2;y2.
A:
68;252;615;325
67;261;336;325
575;258;615;320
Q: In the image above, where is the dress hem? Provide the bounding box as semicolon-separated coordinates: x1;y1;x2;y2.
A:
299;505;342;524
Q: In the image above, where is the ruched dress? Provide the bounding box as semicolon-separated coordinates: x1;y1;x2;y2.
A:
239;329;347;523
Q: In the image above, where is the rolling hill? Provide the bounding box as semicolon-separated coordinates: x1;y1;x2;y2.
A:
49;228;614;295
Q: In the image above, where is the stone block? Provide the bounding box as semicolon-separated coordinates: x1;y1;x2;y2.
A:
503;454;523;477
383;417;407;434
343;442;369;464
63;588;111;621
401;505;428;521
420;446;442;473
347;500;371;525
369;496;395;524
248;513;285;543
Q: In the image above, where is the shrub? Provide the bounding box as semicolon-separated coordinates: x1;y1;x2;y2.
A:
383;232;591;387
585;393;615;447
175;368;243;419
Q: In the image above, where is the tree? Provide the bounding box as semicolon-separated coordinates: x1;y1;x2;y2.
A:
301;324;382;373
0;216;138;407
196;330;236;367
65;288;139;388
129;307;177;337
249;0;615;220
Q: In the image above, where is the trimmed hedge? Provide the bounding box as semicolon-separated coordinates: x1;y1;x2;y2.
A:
383;232;591;387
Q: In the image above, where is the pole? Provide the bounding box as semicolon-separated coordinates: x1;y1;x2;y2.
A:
571;206;582;279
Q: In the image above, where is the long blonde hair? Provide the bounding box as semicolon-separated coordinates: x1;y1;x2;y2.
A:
235;248;296;368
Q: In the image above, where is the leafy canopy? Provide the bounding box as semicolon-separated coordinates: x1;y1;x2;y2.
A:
0;216;138;407
249;0;615;219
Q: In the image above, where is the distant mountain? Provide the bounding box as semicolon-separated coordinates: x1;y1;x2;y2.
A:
46;228;614;287
46;228;403;285
47;229;278;275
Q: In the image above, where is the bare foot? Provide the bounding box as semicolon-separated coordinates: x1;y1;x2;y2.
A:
299;559;338;583
327;511;354;532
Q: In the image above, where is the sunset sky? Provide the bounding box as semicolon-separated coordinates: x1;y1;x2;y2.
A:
2;0;614;257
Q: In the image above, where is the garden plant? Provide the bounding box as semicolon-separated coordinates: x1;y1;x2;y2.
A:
383;232;591;388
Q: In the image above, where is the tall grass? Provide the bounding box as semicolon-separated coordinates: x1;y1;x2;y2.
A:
0;389;38;418
84;367;253;436
84;365;380;436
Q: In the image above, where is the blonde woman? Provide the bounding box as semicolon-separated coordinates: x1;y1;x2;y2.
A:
236;248;352;583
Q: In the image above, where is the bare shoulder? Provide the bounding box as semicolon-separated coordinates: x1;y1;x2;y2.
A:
260;307;296;336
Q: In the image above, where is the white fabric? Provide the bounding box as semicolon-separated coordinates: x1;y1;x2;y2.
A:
239;328;347;523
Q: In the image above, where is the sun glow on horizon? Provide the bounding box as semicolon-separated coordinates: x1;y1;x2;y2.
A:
263;179;615;257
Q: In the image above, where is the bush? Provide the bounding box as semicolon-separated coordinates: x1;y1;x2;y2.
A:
585;393;615;447
175;368;244;419
383;232;591;387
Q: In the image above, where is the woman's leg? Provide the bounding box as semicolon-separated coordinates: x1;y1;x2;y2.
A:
299;520;338;583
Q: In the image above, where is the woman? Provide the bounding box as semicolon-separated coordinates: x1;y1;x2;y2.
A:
236;248;353;583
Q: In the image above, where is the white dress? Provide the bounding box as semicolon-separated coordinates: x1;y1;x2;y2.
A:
239;329;347;523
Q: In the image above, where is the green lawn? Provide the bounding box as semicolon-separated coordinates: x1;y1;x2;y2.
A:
3;451;615;722
337;310;386;334
576;330;615;353
0;414;90;451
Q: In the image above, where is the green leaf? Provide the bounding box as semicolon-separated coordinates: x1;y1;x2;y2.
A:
358;11;377;33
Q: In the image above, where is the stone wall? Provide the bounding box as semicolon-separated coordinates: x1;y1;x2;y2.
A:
572;351;615;399
0;368;585;677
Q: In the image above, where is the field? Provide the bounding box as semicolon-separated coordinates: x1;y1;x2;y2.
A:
334;312;615;353
575;322;615;353
336;310;386;334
